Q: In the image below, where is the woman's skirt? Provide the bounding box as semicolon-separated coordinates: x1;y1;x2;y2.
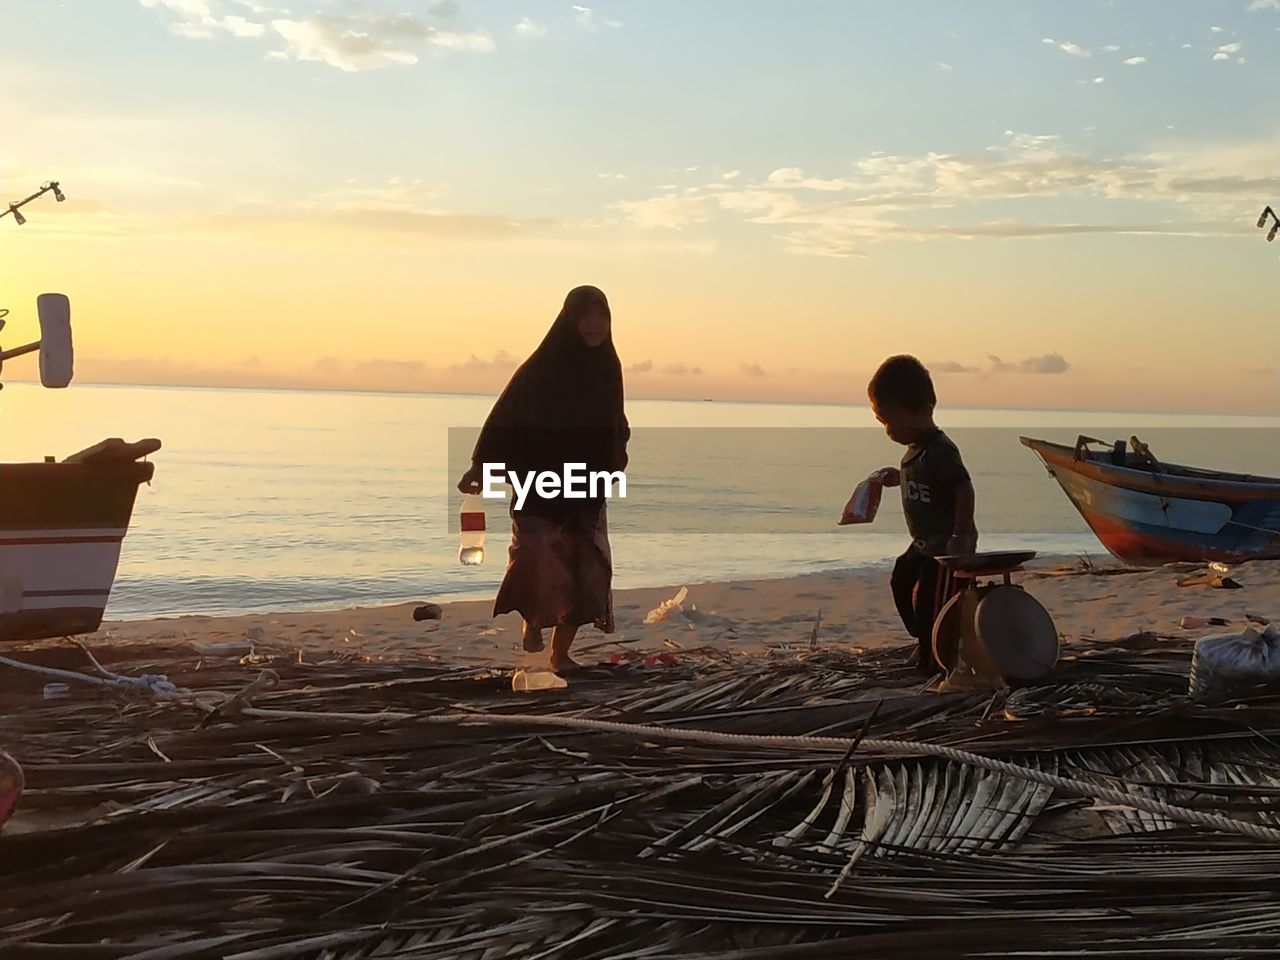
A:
493;503;614;633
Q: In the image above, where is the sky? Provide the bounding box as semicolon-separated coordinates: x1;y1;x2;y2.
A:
1;0;1278;413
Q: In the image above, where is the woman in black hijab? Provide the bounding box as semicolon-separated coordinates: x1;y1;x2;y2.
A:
458;286;629;672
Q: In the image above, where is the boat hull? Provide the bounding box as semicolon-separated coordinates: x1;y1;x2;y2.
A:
0;460;154;641
1020;438;1280;566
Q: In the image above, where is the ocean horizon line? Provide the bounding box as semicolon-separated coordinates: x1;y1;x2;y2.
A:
6;376;1278;422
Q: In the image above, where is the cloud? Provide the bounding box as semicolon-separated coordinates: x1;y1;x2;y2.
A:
1249;0;1280;9
937;62;953;71
141;2;496;70
173;174;549;242
515;16;547;37
221;14;265;37
663;364;703;376
614;131;1280;257
1102;44;1121;52
1124;56;1147;65
1214;42;1243;61
930;361;980;374
597;172;629;181
270;12;494;71
450;351;519;374
330;208;533;237
1092;76;1105;83
140;0;272;40
627;360;654;374
1211;25;1226;32
614;193;715;230
988;353;1071;375
741;363;766;377
1042;37;1090;57
572;5;621;29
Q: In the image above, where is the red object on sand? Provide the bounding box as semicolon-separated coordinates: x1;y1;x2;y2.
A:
0;750;22;828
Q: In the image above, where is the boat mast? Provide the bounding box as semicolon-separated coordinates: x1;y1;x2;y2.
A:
0;180;70;389
1;180;65;226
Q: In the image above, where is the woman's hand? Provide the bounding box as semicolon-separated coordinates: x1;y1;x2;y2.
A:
457;464;482;494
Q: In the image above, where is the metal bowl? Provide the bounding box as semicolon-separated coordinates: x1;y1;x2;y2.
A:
973;585;1059;680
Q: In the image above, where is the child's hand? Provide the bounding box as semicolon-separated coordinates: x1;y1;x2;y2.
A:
878;467;901;487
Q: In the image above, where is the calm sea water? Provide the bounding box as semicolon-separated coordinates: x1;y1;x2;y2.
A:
2;382;1277;619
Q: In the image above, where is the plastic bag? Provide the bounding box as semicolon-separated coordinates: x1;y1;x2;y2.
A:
839;468;896;525
1189;622;1280;699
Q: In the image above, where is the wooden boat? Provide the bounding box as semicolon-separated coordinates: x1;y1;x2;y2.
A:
1020;435;1280;566
0;444;158;641
1;255;159;640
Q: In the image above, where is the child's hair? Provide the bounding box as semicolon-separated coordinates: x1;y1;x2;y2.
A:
868;355;936;412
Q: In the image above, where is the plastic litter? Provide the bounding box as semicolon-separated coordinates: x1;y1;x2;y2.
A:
645;587;689;624
512;668;568;692
1189;621;1280;700
839;468;897;525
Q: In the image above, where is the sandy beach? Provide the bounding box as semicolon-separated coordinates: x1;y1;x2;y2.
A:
65;556;1280;669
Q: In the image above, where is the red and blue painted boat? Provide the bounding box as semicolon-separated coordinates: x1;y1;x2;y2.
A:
1020;435;1280;566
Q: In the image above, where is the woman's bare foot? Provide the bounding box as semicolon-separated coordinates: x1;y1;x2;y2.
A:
549;623;580;673
522;622;545;653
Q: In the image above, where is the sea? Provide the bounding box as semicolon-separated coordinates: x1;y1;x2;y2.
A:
3;382;1277;620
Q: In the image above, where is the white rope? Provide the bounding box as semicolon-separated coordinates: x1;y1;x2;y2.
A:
425;711;1280;844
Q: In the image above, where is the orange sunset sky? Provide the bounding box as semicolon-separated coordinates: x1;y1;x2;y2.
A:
2;0;1278;414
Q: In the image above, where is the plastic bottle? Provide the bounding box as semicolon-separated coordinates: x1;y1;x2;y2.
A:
459;494;485;566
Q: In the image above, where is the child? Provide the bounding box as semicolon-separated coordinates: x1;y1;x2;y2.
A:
866;356;978;675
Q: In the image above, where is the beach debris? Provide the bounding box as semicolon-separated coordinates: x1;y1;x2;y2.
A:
809;608;824;650
413;603;444;622
200;669;280;726
1181;616;1231;630
511;668;568;692
189;639;255;656
645;587;689;624
839;469;896;526
41;682;70;700
1190;622;1280;700
0;650;179;699
12;631;1280;956
1177;571;1244;590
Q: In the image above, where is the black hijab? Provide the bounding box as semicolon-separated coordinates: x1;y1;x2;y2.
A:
472;286;629;488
